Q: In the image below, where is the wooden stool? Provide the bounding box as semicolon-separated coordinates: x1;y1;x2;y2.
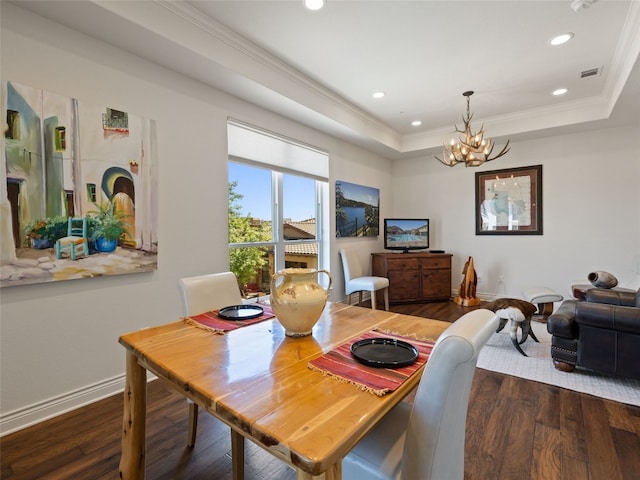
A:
523;287;563;323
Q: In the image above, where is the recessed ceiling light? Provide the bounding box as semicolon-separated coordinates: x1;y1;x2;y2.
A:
372;91;385;99
553;88;568;96
550;33;574;46
304;0;325;11
411;120;422;126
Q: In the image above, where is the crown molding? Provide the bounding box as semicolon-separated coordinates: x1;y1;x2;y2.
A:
401;94;609;152
151;0;640;155
29;0;638;158
603;0;640;114
151;0;402;147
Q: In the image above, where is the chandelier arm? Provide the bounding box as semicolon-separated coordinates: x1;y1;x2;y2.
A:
483;143;496;158
486;140;511;161
434;153;460;167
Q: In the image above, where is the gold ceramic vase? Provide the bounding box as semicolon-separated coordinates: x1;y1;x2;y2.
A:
270;268;332;337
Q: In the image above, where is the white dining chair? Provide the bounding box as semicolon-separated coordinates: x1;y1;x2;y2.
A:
342;308;499;480
178;271;245;478
339;248;390;310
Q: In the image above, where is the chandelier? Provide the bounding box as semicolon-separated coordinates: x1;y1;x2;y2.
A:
435;91;510;167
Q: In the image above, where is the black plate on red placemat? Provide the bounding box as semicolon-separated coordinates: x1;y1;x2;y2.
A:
350;338;419;368
217;305;264;320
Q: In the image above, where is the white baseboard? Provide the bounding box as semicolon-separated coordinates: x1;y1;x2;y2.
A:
1;374;126;436
453;289;500;302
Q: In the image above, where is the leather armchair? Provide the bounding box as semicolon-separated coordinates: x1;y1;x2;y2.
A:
547;287;640;380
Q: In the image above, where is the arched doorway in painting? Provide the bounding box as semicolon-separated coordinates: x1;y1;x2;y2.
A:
101;167;135;248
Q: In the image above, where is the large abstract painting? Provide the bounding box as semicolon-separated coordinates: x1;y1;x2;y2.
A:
335;180;380;237
1;81;158;287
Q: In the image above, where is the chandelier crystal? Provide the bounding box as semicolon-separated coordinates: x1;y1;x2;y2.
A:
435;91;510;167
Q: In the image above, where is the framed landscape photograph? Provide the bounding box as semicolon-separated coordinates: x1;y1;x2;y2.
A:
475;165;542;235
335;180;380;237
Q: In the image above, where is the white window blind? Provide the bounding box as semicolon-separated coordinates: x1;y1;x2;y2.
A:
227;119;328;180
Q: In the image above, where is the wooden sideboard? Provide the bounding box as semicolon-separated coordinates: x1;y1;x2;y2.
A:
371;252;452;304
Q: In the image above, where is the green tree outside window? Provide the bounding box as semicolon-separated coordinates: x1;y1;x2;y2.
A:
228;180;271;288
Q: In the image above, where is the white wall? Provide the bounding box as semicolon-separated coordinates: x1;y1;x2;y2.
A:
392;126;640;301
0;4;392;433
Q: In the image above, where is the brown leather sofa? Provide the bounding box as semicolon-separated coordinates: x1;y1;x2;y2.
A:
546;287;640;380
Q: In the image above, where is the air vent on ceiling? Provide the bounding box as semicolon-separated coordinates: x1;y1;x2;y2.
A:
580;67;601;78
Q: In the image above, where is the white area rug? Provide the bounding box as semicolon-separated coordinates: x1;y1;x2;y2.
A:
477;320;640;407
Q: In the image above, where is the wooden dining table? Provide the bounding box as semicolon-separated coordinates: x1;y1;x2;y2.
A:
118;302;451;480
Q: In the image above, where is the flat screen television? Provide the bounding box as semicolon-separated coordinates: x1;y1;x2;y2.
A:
384;218;430;253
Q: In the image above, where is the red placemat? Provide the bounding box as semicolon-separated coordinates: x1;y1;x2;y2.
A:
184;305;275;334
308;330;435;396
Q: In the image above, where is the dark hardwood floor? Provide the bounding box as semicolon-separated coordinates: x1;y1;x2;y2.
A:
2;301;640;480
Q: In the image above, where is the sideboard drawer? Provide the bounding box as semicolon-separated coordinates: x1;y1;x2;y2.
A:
421;256;451;269
387;258;419;271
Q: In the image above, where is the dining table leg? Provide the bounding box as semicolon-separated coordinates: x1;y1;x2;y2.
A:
295;461;341;480
231;429;245;480
119;351;147;480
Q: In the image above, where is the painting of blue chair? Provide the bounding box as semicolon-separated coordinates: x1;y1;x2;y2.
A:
55;217;89;261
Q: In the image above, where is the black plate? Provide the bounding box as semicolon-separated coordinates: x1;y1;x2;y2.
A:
217;305;264;320
350;338;419;368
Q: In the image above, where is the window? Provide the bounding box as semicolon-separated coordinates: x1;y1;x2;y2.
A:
228;162;326;297
55;126;66;151
102;108;129;133
6;110;19;140
227;120;329;298
86;183;97;203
